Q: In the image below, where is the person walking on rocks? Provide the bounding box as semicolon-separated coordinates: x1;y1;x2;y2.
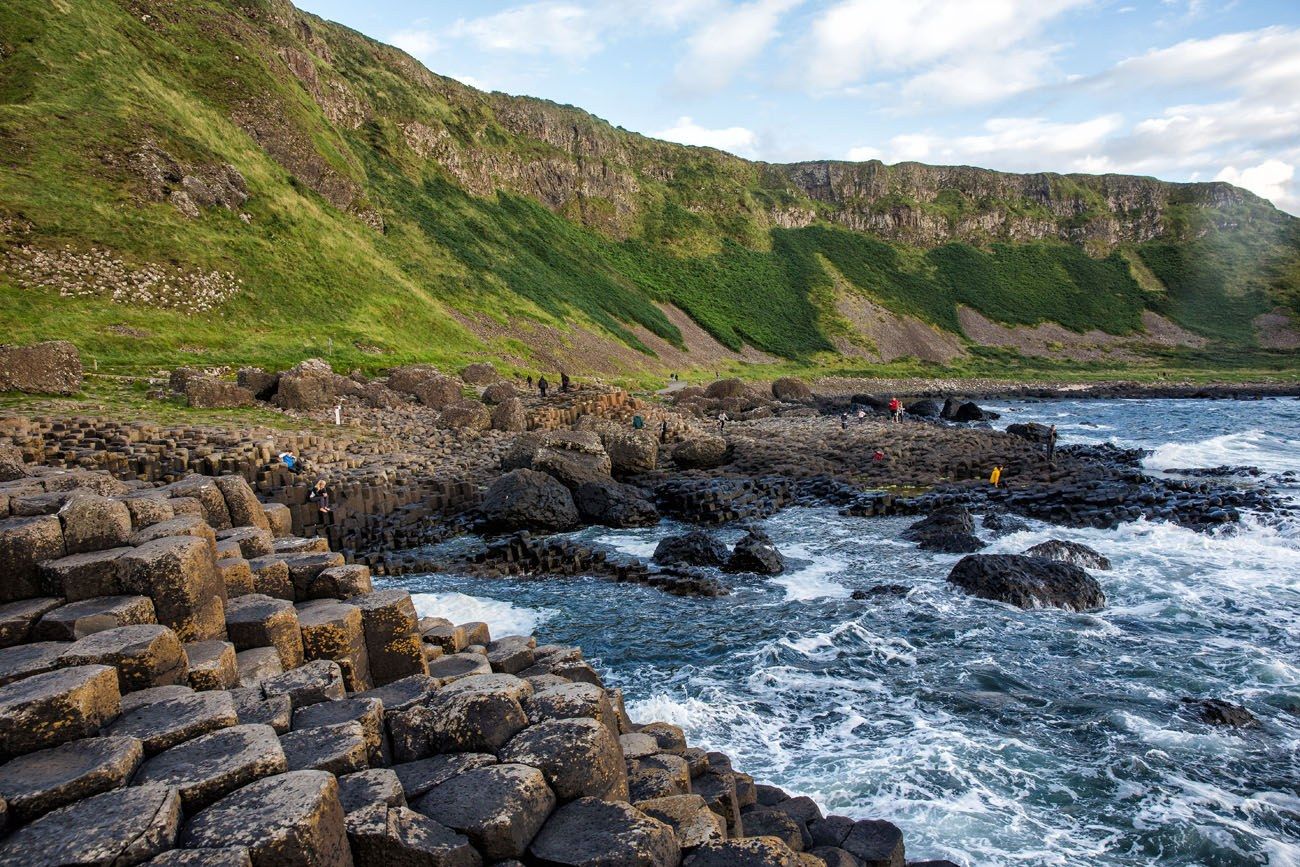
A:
718;412;728;433
1047;424;1058;464
841;412;849;430
527;375;533;390
538;376;549;398
310;479;332;514
989;465;1003;488
660;419;669;444
333;400;343;426
889;396;903;423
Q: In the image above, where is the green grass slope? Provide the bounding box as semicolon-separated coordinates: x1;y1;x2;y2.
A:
0;0;1297;382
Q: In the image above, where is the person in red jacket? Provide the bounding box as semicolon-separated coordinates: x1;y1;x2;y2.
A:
888;396;902;423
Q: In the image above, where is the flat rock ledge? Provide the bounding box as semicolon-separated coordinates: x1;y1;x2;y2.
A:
0;462;934;866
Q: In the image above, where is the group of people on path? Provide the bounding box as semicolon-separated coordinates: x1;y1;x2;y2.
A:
527;372;572;398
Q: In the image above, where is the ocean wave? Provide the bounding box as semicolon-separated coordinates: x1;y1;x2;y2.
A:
410;591;554;636
1145;429;1300;475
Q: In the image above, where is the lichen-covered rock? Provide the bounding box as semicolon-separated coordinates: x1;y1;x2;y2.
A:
500;717;629;802
528;797;680;867
59;493;132;554
0;735;143;822
0;515;66;601
0;784;180;866
438;400;492;431
460;362;499;385
771;378;813;403
491;397;528;432
133;723;287;812
607;430;659;476
672;436;728;469
181;770;351;864
59;623;189;693
0;664;120;758
346;803;482;867
482;381;517;405
412;763;556;861
107;689;237;756
388;366;463;408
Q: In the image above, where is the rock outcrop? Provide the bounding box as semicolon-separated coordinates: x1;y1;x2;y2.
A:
947;554;1105;611
0;342;83;395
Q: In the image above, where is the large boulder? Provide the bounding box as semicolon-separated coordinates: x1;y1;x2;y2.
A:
574;480;659;528
905;399;941;418
672;436;728;469
0;341;83;394
387;366;463;409
654;531;729;568
771;378;812;403
438;400;492;432
1181;697;1258;728
1023;540;1112;570
272;358;354;411
184;376;256;409
1006;422;1052;444
491;398;528;432
532;432;612;490
460;363;499;385
607;431;659;476
345;803;481;867
947;554;1106;611
482;382;517;405
725;527;785;575
236;367;278;400
900;508;985;554
704;379;746;400
479;469;579;533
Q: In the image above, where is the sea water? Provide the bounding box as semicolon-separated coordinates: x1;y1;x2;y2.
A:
393;397;1300;866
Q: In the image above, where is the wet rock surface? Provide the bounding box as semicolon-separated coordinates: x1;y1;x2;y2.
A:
947;554;1106;611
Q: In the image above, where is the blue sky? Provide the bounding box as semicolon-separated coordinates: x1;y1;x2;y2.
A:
295;0;1300;214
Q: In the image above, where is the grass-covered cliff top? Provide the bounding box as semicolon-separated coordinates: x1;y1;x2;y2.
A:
0;0;1297;384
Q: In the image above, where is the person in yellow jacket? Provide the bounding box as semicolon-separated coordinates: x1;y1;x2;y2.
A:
989;466;1003;487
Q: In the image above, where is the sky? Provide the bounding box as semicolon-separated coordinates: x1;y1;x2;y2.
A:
294;0;1300;214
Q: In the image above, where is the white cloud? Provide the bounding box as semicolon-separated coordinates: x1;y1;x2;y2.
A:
845;146;881;161
652;116;758;155
803;0;1089;99
1216;160;1296;207
901;47;1059;106
389;28;438;60
451;3;602;59
674;0;803;94
855;115;1125;171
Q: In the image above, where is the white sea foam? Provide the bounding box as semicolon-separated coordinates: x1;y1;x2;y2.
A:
1145;429;1300;475
410;592;554;636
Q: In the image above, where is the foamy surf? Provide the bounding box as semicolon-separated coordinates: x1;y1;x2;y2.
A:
410;591;554;636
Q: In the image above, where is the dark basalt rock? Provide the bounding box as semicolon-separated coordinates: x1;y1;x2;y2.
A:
901;507;985;554
1006;422;1052;444
851;585;910;600
905;399;941;418
653;530;729;569
573;480;659;528
947;554;1105;611
982;511;1030;535
1023;540;1112;570
1182;697;1259;728
725;527;786;575
478;469;578;533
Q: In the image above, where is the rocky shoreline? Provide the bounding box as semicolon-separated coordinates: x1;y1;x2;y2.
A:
1;350;1291;865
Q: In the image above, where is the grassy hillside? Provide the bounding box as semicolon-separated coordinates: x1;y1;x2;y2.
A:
0;0;1297;382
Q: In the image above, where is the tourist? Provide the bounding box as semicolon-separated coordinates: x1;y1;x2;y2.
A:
718;412;728;433
889;396;903;423
527;375;533;389
310;479;332;513
1047;425;1058;463
660;420;669;443
561;372;571;392
990;466;1003;487
873;448;885;462
538;376;549;398
332;400;343;426
632;414;644;430
278;451;301;474
856;409;866;421
841;412;849;430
